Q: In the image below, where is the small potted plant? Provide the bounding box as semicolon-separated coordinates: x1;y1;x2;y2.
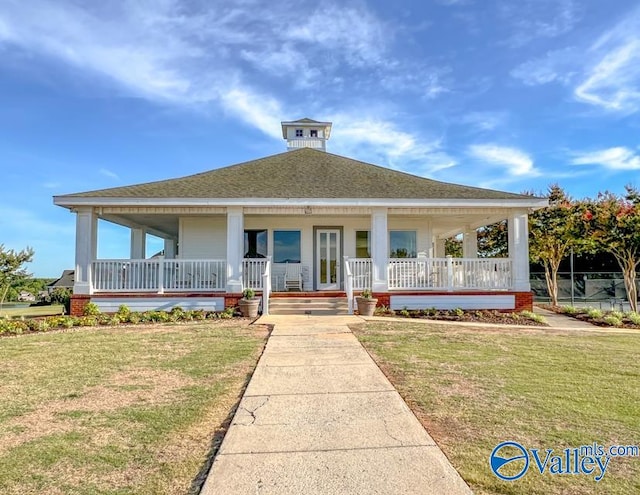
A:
356;289;378;316
238;288;260;318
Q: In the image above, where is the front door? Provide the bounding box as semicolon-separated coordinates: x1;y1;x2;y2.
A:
316;229;341;290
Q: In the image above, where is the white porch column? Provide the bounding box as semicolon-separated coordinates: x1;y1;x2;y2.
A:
130;228;146;259
74;207;97;295
163;238;176;259
435;238;446;258
371;207;388;292
508;210;530;291
462;229;478;258
226;206;244;293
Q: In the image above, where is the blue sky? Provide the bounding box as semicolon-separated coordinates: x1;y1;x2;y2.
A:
1;0;639;277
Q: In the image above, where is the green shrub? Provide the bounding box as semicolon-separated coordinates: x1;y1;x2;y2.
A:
520;310;546;324
77;316;98;327
453;308;464;317
609;310;624;320
127;312;141;324
219;307;235;319
190;310;206;321
27;319;50;332
586;308;604;319
0;318;28;335
560;305;579;315
625;312;640;325
116;304;131;319
399;307;410;317
83;302;100;316
603;315;623;327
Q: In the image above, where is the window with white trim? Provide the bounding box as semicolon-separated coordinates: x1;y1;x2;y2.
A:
389;231;417;258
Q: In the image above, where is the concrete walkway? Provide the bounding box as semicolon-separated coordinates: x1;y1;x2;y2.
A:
533;307;601;330
201;315;472;495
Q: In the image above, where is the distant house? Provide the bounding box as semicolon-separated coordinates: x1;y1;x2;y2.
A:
17;290;36;302
54;118;547;315
47;270;75;292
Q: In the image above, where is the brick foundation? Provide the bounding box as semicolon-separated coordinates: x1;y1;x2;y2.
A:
374;293;391;308
70;294;91;316
514;291;533;312
224;294;242;309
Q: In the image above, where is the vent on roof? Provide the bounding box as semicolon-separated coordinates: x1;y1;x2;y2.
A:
281;118;332;152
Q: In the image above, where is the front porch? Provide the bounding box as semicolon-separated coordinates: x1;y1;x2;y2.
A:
77;254;529;314
66;204;534;315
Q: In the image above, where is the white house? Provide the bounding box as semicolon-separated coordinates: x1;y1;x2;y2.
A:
54;118;547;315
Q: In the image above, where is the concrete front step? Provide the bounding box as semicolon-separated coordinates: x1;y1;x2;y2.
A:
269;297;349;315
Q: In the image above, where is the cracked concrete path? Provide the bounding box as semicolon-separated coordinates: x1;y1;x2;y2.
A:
201;315;472;495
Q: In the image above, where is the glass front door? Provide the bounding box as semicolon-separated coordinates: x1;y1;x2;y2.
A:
316;229;341;290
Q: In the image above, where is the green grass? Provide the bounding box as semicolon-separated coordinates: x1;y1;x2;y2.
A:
0;304;64;318
352;322;640;495
0;321;268;495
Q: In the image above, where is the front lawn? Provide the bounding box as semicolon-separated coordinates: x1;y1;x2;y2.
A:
352;322;640;495
0;321;268;495
0;304;65;318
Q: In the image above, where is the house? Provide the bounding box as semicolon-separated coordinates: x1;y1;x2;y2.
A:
47;269;75;292
17;290;36;302
53;118;547;315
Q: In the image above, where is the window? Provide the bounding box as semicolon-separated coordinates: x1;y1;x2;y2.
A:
244;230;267;258
273;230;301;263
295;129;303;137
310;129;318;138
355;231;370;258
389;231;417;258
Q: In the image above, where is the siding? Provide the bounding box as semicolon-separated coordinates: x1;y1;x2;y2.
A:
390;294;516;310
179;216;226;259
93;297;224;312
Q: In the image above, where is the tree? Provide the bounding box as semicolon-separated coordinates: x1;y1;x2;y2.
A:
0;245;34;309
584;186;640;313
445;237;462;257
528;185;589;306
477;220;508;258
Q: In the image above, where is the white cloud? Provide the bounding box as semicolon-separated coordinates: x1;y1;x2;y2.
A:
460;111;508;131
99;168;119;180
575;39;640;112
0;0;393;134
501;0;580;47
510;48;578;86
571;147;640;170
327;113;456;174
435;0;472;5
285;5;388;67
220;88;284;140
468;144;539;177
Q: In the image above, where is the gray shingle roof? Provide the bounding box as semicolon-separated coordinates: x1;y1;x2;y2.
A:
60;148;532;200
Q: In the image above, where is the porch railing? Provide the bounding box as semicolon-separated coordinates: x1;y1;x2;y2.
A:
262;257;271;315
344;256;354;314
345;258;373;290
388;257;513;291
243;258;269;291
287;138;324;150
91;259;227;293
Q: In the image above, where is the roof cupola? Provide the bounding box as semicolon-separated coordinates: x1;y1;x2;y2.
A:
281;118;332;151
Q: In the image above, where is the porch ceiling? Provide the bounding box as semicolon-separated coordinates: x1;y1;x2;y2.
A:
431;212;507;237
101;213;179;239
